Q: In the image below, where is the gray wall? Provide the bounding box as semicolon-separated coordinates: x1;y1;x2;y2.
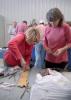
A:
0;15;5;47
0;0;71;23
0;0;71;46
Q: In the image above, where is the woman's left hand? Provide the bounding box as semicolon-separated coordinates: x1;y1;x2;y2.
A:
53;48;64;56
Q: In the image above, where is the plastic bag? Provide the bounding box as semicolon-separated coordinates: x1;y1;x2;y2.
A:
30;70;71;100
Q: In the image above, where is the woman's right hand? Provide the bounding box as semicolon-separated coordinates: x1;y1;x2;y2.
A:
20;57;30;71
23;64;30;71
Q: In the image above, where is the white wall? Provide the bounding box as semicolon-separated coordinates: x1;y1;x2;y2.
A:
0;0;71;45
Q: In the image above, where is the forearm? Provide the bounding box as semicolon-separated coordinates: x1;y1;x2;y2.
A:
43;43;49;51
62;44;71;52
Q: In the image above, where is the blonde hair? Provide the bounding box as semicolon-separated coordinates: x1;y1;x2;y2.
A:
25;27;40;39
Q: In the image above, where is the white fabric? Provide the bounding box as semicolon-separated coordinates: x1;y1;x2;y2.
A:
30;70;71;100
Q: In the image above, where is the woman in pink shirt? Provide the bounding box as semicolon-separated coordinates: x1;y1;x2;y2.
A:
43;8;71;71
4;27;40;72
